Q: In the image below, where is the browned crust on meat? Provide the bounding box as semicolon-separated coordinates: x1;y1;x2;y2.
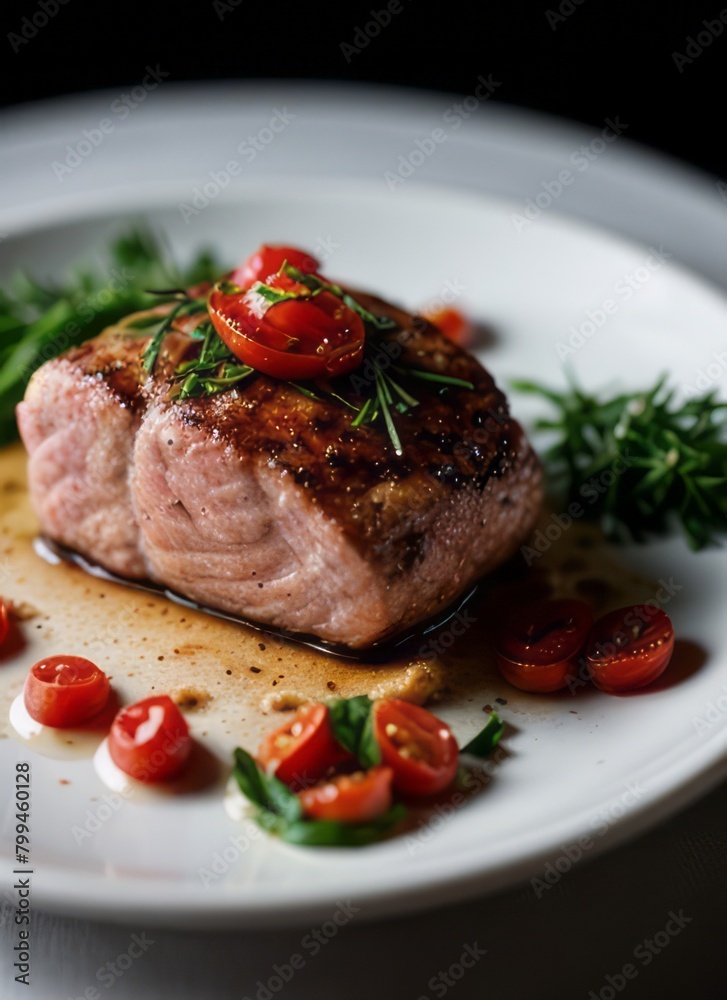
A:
163;292;523;545
20;285;541;645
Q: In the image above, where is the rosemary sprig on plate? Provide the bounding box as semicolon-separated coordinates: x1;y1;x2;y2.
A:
0;230;221;447
514;375;727;549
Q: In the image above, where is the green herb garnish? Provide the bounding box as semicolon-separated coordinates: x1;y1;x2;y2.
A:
141;295;209;373
514;375;727;550
0;229;221;446
328;695;382;769
0;235;475;459
349;357;474;456
169;322;255;399
461;712;504;758
232;747;404;847
282;264;397;330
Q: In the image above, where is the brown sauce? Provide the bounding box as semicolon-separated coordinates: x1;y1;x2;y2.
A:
35;535;483;664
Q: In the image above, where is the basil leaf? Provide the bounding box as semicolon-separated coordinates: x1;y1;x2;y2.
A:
341;293;397;330
281;805;407;848
460;713;504;759
328;696;382;767
358;703;383;769
232;748;302;824
232;746;402;847
254;282;305;306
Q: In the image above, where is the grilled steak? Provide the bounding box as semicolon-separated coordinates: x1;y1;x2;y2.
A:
17;291;542;648
17;331;147;580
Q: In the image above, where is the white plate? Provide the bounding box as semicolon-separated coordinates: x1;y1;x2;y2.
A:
1;178;726;928
1;81;725;290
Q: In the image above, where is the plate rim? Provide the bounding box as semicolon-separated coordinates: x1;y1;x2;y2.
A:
2;175;726;927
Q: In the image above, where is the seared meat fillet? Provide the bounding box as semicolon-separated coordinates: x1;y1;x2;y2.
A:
17;333;147;579
17;292;541;648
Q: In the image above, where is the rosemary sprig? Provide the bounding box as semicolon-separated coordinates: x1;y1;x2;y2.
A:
0;229;221;446
141;295;209;372
349;355;474;455
170;322;255;399
282;264;397;330
514;375;727;550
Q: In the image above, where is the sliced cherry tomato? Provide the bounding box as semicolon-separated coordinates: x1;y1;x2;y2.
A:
258;702;347;790
423;306;473;347
586;605;675;694
494;599;593;693
208;274;365;380
372;699;459;796
108;695;191;782
230;244;320;289
298;767;393;823
23;655;110;728
0;599;9;647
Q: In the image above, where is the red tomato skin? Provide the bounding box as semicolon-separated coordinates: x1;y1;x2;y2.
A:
230;245;320;288
494;599;593;693
23;656;110;728
258;703;348;791
495;656;578;694
108;695;191;782
298;767;394;823
208;283;365;380
373;699;459;797
423;307;473;347
0;599;9;647
586;605;675;694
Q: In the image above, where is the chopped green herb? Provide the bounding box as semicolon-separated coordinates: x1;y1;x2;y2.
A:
328;695;382;769
282;264;396;330
231;746;404;847
253;282;312;306
514;375;727;550
461;713;504;758
0;228;220;446
280;806;407;847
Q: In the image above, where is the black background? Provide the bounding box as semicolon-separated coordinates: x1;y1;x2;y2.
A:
1;4;725;999
1;0;724;179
